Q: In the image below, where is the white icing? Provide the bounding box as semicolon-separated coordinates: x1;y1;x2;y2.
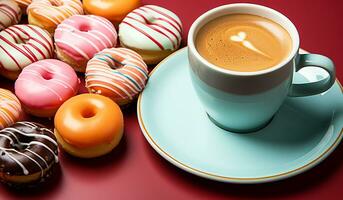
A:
0;147;29;175
0;0;22;31
86;48;149;101
0;122;58;176
28;141;59;163
14;0;31;7
26;149;49;167
4;127;58;146
27;0;83;26
119;5;182;51
0;89;21;129
0;25;53;72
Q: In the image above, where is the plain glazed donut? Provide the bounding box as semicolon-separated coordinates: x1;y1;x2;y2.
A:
15;59;79;118
0;24;54;80
27;0;83;34
54;15;117;72
0;89;22;130
54;94;124;158
119;5;183;64
85;48;149;106
0;121;58;185
13;0;31;14
83;0;140;25
0;0;22;31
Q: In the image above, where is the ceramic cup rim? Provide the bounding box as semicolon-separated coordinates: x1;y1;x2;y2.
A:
187;3;300;77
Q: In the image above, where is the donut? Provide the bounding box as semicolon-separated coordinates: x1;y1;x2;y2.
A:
0;121;58;185
0;0;22;31
83;0;140;25
13;0;31;14
0;24;54;80
85;48;149;106
54;15;117;72
0;89;22;130
119;5;183;64
54;94;124;158
15;59;79;118
27;0;84;34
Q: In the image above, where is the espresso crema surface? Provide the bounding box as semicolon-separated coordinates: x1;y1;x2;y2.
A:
196;14;292;72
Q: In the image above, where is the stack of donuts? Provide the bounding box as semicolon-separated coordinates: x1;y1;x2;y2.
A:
0;0;183;186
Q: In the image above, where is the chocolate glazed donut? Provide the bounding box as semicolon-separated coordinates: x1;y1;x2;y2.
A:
0;121;58;185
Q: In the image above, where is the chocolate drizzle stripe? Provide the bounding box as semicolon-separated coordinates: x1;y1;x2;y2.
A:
26;149;49;167
3;147;44;176
0;122;58;178
0;147;29;175
29;141;58;163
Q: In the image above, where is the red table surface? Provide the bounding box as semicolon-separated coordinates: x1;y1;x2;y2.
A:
1;0;343;199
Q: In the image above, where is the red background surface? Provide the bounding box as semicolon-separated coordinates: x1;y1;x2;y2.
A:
1;0;343;199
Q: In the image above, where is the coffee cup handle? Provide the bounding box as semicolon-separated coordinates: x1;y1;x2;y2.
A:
288;54;336;97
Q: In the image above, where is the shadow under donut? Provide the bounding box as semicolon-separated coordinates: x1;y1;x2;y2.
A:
2;162;63;197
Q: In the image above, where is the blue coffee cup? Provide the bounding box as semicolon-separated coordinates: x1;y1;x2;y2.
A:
188;3;335;132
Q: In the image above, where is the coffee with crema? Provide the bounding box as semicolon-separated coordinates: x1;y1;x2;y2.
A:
196;14;292;72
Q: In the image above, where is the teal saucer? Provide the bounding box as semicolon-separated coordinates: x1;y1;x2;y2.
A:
137;48;343;183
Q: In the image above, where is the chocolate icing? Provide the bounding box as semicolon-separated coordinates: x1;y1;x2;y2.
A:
0;121;58;178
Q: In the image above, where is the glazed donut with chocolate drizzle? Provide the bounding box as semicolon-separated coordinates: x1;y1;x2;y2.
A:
119;5;183;64
0;121;58;185
85;48;149;106
0;0;22;31
27;0;84;34
0;24;54;80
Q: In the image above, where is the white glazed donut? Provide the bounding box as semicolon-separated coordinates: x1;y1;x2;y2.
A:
119;5;183;64
0;0;22;31
0;24;54;80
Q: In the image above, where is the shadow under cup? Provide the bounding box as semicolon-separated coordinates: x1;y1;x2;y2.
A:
187;3;301;133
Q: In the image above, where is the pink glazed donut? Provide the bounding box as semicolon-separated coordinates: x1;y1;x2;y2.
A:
15;59;80;117
54;14;117;72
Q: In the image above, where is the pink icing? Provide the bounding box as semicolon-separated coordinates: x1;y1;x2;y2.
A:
15;59;80;109
54;15;117;62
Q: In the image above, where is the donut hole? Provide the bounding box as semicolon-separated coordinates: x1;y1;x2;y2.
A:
113;62;124;69
41;72;53;80
108;59;125;70
15;38;28;45
81;108;96;119
79;24;91;32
